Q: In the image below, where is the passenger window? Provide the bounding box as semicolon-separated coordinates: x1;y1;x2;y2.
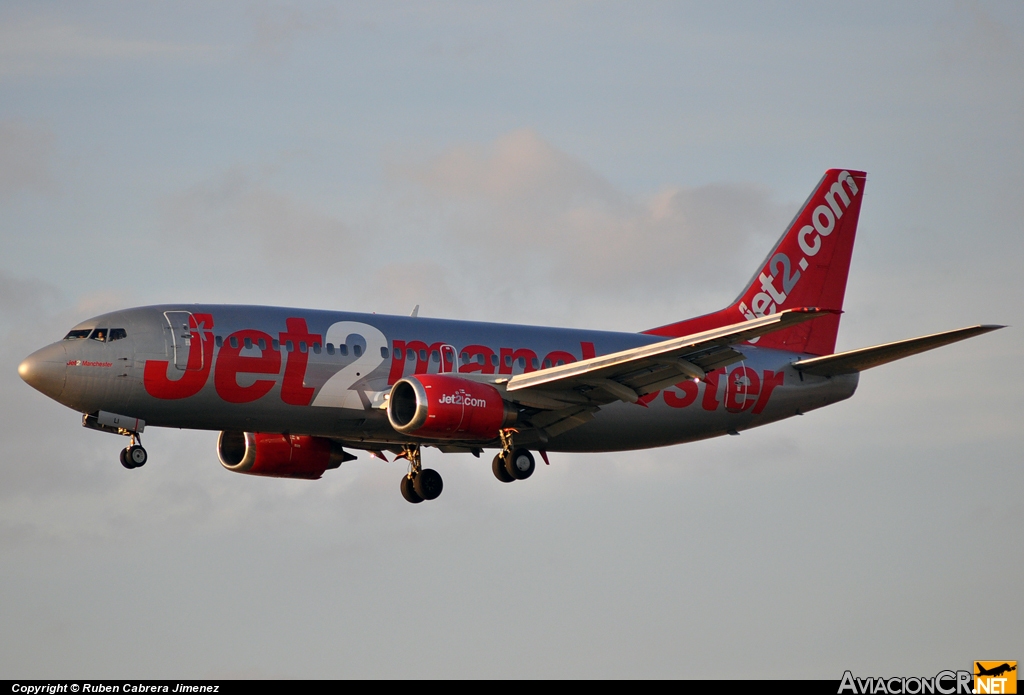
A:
299;341;307;353
353;344;362;357
380;347;389;359
89;329;108;342
339;344;349;356
460;352;469;364
258;338;267;351
394;348;402;360
407;349;414;361
313;342;321;354
504;355;512;367
216;336;223;348
543;359;551;369
531;358;538;369
326;344;335;355
286;341;294;352
64;329;92;340
419;350;427;361
431;350;440;363
244;337;253;349
230;336;239;348
272;339;280;350
517;357;526;368
491;354;498;366
109;328;127;341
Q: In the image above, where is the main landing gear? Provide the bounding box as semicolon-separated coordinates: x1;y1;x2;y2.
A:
119;432;147;470
397;445;443;504
491;429;535;483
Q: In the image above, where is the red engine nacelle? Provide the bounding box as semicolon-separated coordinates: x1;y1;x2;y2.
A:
217;431;348;479
387;374;516;441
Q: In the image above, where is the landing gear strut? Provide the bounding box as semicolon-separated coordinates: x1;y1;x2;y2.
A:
120;432;147;470
491;429;535;483
397;444;443;504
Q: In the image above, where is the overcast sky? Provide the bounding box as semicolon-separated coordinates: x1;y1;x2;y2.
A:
1;1;1021;679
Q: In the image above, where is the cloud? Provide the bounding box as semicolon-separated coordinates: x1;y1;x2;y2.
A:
0;17;220;77
399;128;622;208
0;120;56;199
246;5;337;62
160;166;360;277
365;260;468;318
937;2;1024;71
390;129;795;300
0;267;60;322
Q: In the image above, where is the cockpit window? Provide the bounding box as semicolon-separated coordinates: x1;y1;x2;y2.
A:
64;329;92;340
89;329;108;342
109;328;127;341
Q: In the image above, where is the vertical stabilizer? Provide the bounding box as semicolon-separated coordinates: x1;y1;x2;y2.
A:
645;169;867;356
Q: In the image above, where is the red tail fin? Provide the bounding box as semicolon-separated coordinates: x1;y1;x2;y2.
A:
645;169;867;356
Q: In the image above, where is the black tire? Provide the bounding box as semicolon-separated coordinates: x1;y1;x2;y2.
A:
492;453;514;483
414;468;443;500
506;448;535;480
400;475;423;504
120;447;134;469
128;445;147;468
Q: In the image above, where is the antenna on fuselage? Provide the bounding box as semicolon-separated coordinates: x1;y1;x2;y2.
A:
410;305;420;318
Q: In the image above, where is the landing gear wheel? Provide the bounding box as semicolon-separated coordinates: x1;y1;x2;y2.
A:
414;468;443;500
120;447;133;469
128;445;147;468
492;453;515;483
505;448;535;480
400;475;423;504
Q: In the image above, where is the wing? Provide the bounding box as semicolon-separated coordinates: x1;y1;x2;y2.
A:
504;308;834;408
492;307;833;439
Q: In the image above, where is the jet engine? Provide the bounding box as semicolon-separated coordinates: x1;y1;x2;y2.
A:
217;431;349;479
387;374;516;440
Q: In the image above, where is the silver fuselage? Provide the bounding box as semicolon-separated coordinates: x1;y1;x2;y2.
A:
20;304;859;452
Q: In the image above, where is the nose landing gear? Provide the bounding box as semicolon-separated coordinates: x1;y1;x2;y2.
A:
119;433;147;470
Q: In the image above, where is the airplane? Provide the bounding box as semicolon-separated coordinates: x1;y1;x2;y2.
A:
975;663;1016;678
18;169;1003;504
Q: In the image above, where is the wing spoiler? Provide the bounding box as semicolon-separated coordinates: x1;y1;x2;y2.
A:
792;324;1004;377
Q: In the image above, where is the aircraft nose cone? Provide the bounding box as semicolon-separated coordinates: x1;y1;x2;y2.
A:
19;343;68;400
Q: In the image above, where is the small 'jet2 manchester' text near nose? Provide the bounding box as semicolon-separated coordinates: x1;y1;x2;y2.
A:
20;169;1003;503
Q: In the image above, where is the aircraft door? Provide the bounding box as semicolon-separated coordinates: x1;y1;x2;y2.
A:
440;344;457;374
163;311;202;371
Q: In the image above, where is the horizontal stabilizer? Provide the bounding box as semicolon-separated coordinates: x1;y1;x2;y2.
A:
792;325;1004;377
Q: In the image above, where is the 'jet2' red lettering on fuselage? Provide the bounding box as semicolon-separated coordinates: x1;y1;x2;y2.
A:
659;367;784;414
144;317;784;414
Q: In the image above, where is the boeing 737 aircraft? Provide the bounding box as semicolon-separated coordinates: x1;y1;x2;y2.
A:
19;169;1002;503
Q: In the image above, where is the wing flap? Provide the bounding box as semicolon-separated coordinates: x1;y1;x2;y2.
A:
792;325;1004;376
